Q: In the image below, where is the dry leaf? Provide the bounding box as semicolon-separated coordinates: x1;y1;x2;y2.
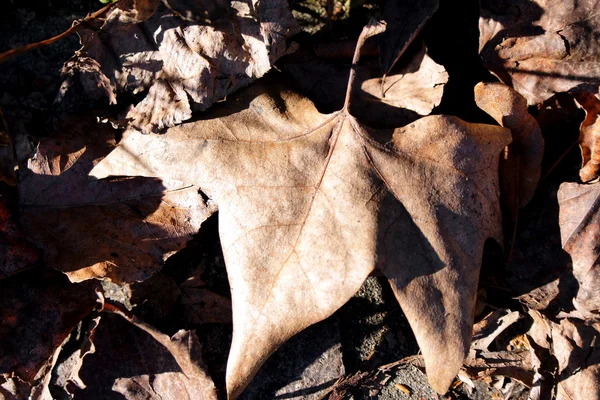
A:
361;45;448;119
527;311;600;400
0;270;97;382
574;91;600;182
379;0;439;78
479;0;600;105
59;0;299;133
557;181;600;321
17;114;215;283
90;305;219;400
474;82;544;212
91;20;511;395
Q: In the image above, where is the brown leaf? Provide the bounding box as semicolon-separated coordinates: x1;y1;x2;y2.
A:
479;0;600;105
379;0;439;77
527;311;600;400
72;305;218;400
91;60;510;399
574;92;600;182
17;114;215;282
0;270;97;382
475;82;544;212
558;181;600;321
60;0;299;133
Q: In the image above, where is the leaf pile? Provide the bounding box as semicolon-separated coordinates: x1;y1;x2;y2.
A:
1;1;600;399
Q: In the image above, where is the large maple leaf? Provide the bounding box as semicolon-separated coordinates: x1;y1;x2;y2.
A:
91;22;511;398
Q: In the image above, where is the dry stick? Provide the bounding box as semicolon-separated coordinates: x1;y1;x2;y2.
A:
0;0;120;65
342;19;387;113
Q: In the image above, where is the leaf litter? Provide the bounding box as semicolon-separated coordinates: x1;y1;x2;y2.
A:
1;0;600;399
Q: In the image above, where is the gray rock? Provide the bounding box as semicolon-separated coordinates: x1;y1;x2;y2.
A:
241;316;344;400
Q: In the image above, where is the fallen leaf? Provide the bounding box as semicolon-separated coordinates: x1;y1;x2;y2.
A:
0;270;97;382
479;0;600;105
59;0;299;133
72;304;218;400
474;82;544;213
91;20;511;397
527;311;600;400
557;181;600;321
17;114;215;282
574;92;600;182
379;0;439;79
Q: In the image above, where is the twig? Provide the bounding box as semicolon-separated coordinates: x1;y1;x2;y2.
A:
0;0;120;65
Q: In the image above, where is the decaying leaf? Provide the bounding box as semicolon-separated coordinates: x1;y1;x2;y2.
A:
0;270;97;382
91;21;511;397
59;0;299;133
557;181;600;321
17;114;215;282
86;304;219;400
527;311;600;400
574;91;600;182
479;0;600;105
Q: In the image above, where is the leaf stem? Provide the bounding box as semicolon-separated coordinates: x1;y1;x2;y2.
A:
342;19;386;112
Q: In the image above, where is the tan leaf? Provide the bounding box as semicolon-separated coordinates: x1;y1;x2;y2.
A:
61;304;218;400
17;115;215;283
475;82;544;214
60;0;299;133
479;0;600;105
91;23;510;398
574;92;600;182
558;181;600;321
361;45;448;118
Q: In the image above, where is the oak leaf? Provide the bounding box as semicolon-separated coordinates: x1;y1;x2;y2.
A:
91;23;511;398
479;0;600;105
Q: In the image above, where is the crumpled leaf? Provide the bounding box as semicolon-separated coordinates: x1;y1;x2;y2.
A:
379;0;439;78
17;114;215;283
91;18;511;394
0;197;39;279
73;304;218;400
475;82;544;212
479;0;600;105
181;287;232;324
0;270;97;382
527;311;600;400
574;91;600;182
60;0;299;133
557;181;600;321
